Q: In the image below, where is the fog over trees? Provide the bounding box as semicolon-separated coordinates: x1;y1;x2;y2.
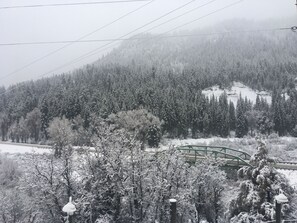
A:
0;20;297;143
0;18;297;222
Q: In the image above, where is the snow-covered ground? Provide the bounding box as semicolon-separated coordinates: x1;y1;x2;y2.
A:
278;170;297;188
160;136;297;160
2;138;297;189
0;143;51;154
160;136;297;188
202;81;272;106
161;137;236;148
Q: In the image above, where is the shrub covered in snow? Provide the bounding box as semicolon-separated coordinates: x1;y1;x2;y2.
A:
229;139;295;222
108;109;162;148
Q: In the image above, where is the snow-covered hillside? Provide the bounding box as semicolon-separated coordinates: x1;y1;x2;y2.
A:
202;82;272;107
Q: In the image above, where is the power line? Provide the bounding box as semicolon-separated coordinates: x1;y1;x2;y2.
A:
124;0;247;59
0;27;294;46
0;0;214;47
30;0;244;80
1;0;243;95
31;0;204;73
0;0;194;82
0;0;155;81
0;0;150;10
162;0;245;36
144;0;218;34
126;0;246;51
51;0;245;69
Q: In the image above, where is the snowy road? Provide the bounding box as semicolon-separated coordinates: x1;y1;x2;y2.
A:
0;142;51;154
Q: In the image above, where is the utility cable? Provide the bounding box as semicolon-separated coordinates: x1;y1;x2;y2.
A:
0;27;294;46
0;0;245;95
0;0;155;81
29;0;206;75
0;0;150;10
50;0;245;70
161;0;245;36
104;0;246;57
0;0;217;47
144;0;218;34
0;0;195;82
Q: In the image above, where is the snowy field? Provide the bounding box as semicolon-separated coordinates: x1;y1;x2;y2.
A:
202;81;272;106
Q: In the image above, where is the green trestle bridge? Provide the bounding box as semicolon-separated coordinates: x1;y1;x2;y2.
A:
175;145;297;170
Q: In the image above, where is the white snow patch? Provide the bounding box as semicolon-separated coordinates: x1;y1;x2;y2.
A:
0;144;51;154
160;137;237;149
276;137;296;142
278;169;297;189
202;81;272;107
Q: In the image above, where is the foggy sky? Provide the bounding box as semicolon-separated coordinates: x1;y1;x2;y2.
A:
0;0;296;86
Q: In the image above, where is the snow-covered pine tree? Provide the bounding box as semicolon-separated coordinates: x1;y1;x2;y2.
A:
257;113;274;135
229;139;294;222
229;101;236;131
218;92;230;137
273;95;286;136
147;124;161;147
236;96;248;138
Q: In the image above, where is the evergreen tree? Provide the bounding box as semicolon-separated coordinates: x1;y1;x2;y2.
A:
203;113;210;136
40;99;49;139
147;124;161;147
218;92;230;137
26;108;41;142
229;140;294;222
0;112;9;141
273;94;286;136
18;116;29;143
229;101;236;131
254;95;261;111
246;110;260;136
236;96;248;138
209;96;220;136
257;113;274;135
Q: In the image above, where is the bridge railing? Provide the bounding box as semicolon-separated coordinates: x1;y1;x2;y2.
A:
176;146;252;167
177;145;251;160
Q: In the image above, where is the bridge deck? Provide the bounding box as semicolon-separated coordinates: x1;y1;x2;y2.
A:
177;146;251;167
176;145;297;170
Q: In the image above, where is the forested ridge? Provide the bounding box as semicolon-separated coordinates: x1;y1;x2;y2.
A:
1;19;297;223
1;19;297;143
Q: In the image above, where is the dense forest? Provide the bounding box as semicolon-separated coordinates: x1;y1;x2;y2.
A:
1;19;297;223
0;19;297;144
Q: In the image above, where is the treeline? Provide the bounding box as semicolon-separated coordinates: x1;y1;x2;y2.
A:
0;19;297;143
0;65;297;144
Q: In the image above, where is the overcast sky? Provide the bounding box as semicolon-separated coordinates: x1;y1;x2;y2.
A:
0;0;296;86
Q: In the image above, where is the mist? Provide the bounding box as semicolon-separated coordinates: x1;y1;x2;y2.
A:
0;0;296;86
